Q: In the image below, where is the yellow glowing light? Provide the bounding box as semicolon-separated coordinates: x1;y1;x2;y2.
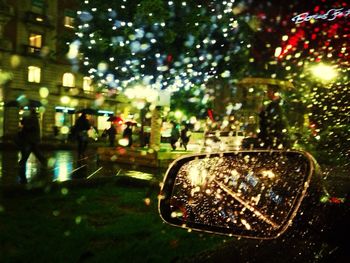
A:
10;55;21;68
171;212;177;218
39;87;49;98
118;138;129;146
97;62;108;72
60;96;71;104
189;116;197;124
145;89;158;103
134;100;146;110
174;110;183;119
274;47;282;57
188;163;207;187
67;41;80;60
241;219;252;230
144;198;151;206
60;126;70;134
310;63;338;81
231;20;238;28
260;170;276;179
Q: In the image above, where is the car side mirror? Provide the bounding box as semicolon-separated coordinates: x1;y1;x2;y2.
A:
159;150;316;239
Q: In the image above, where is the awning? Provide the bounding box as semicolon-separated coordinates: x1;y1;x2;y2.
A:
5;99;42;107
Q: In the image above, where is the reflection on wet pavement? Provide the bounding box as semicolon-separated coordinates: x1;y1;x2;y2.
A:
0;150;164;185
52;151;74;182
123;170;154;181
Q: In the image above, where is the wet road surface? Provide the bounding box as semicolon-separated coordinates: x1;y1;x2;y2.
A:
0;149;165;185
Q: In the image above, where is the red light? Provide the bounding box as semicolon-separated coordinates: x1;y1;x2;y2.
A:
329;197;344;204
207;109;214;121
166;54;173;63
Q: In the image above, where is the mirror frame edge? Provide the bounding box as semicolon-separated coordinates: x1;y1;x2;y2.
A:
158;150;316;239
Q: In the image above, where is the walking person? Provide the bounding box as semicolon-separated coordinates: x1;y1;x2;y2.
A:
257;85;290;149
18;107;47;184
170;121;180;151
180;125;191;151
107;123;117;147
122;123;133;147
74;112;91;158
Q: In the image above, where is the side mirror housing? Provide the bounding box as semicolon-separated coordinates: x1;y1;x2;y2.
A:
159;150;316;239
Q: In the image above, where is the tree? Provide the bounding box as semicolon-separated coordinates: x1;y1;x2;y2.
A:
74;0;257;148
75;0;349;163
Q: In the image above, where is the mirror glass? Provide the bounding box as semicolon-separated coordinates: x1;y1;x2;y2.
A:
159;151;313;238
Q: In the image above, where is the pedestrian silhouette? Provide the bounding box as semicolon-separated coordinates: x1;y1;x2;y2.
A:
18;107;47;184
258;85;290;149
107;123;117;147
180;125;191;151
170;121;180;151
74;112;91;158
123;124;133;147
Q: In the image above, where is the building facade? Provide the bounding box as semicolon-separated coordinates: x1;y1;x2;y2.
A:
0;0;125;142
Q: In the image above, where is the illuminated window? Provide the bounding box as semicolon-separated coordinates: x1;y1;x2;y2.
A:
64;10;75;29
62;73;75;87
64;16;74;29
28;66;41;83
83;76;92;92
29;33;42;54
29;33;42;48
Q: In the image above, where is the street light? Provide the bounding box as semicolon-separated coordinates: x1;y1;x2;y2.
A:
60;96;71;104
310;63;338;82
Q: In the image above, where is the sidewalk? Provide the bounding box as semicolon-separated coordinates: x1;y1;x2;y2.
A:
97;143;199;168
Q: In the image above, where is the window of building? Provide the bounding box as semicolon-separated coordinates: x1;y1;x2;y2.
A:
28;66;41;83
83;76;92;93
29;33;42;48
62;73;75;87
28;33;43;55
31;0;45;14
64;10;75;29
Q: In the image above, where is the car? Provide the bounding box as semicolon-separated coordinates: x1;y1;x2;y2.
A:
159;150;349;262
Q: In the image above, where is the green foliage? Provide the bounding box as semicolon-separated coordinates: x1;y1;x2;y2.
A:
170;85;208;118
76;1;256;89
314;125;350;165
134;0;169;24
